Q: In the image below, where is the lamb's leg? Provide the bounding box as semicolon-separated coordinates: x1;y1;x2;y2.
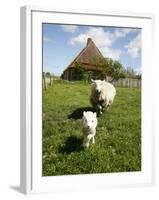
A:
92;136;95;144
83;136;91;147
83;137;87;147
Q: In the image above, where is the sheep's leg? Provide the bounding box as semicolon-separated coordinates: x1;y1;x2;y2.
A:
106;100;113;110
95;105;101;116
106;104;110;110
95;106;99;113
101;105;105;112
92;136;95;144
106;101;112;110
83;135;91;147
97;105;103;115
100;106;103;114
102;100;110;112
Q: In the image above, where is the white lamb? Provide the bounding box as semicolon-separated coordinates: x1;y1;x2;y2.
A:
81;111;98;147
90;79;116;114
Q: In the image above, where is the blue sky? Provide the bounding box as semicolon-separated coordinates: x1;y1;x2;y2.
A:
43;24;141;76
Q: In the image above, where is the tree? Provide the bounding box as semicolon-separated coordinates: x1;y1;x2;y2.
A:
108;60;126;82
125;67;136;78
124;67;141;79
72;63;88;80
92;57;125;82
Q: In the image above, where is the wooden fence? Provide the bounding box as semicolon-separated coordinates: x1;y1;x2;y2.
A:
112;78;141;88
42;74;141;89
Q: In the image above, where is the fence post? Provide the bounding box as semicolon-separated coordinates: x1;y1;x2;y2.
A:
114;78;141;88
49;74;52;86
43;72;47;91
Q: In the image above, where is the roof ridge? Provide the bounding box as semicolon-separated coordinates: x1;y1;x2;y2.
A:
62;38;104;73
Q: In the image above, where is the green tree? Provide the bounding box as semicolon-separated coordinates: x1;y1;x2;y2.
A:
125;67;136;78
124;67;141;79
108;60;126;82
92;57;125;81
72;63;88;80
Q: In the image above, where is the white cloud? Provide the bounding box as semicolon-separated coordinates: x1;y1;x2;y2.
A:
114;28;137;38
61;25;78;33
43;37;55;43
69;27;133;60
125;33;141;59
100;47;122;60
69;27;113;47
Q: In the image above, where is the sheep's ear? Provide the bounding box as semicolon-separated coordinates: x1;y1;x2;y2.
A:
91;79;94;83
94;112;97;117
83;111;86;117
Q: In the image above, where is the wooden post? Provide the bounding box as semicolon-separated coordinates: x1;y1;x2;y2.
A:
130;79;132;88
123;79;125;87
49;74;52;86
43;72;47;91
137;80;139;88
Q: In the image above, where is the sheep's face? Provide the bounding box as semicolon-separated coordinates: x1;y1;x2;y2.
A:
92;80;105;95
82;111;97;130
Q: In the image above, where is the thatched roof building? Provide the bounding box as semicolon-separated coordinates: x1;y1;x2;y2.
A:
61;38;104;80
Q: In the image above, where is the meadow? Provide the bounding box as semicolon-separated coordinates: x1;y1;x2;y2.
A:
42;80;141;176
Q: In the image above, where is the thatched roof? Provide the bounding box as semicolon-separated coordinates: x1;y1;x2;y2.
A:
63;38;104;73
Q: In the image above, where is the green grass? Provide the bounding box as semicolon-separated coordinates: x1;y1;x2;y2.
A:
42;80;141;176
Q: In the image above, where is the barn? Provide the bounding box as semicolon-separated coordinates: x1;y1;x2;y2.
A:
61;38;104;81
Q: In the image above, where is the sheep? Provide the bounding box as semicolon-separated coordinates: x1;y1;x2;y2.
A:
90;79;116;114
81;111;98;147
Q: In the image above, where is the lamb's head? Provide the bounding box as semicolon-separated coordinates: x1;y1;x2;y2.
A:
82;111;97;130
91;79;105;95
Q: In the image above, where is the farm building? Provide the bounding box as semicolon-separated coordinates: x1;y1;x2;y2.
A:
61;38;104;80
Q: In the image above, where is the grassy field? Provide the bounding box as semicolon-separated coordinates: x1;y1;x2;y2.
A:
42;80;141;176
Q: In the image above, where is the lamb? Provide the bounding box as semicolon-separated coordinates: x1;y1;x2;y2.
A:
81;111;98;147
90;79;116;114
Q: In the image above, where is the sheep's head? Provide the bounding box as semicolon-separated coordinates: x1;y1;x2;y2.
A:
82;111;97;130
91;79;105;95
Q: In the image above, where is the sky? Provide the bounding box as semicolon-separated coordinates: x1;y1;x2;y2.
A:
43;23;141;76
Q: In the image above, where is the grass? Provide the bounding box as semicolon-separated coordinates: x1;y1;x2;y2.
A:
42;80;141;176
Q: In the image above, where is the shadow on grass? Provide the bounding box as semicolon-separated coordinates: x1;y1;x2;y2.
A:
68;106;96;120
59;136;83;154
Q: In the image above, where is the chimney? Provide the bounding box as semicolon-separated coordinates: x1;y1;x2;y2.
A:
87;38;92;46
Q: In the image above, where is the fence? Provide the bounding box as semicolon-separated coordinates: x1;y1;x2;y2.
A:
112;78;141;88
42;75;141;89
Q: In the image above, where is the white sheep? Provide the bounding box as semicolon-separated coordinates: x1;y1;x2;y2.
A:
90;79;116;114
81;111;97;147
